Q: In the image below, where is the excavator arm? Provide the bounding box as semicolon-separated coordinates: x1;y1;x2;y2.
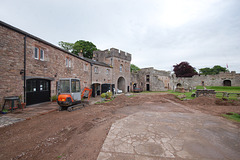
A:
81;87;93;100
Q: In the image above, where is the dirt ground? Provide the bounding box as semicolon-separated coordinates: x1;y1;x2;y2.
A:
0;93;239;160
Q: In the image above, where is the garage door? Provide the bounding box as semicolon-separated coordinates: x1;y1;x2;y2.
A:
26;79;51;105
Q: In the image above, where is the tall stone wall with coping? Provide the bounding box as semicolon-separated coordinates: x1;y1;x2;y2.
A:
171;71;240;90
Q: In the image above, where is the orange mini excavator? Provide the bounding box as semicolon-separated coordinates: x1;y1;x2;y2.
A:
57;78;92;111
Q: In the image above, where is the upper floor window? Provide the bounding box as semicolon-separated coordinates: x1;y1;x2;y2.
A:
146;75;150;82
106;69;110;75
94;67;98;73
34;47;44;61
84;63;88;71
66;57;72;68
120;64;123;72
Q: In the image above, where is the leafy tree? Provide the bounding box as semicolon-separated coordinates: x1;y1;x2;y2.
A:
173;62;198;77
58;41;74;52
199;65;228;75
58;40;97;59
131;64;140;72
72;40;97;59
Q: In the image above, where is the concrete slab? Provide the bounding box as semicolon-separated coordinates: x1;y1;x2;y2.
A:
98;111;240;160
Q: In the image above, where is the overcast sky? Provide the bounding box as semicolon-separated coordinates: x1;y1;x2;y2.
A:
1;0;240;72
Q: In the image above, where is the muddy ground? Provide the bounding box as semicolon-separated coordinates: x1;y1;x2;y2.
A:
0;93;239;160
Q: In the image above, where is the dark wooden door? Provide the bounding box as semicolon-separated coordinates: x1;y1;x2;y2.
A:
26;79;51;105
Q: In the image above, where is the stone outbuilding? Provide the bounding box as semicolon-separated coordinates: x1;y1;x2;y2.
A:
131;67;171;92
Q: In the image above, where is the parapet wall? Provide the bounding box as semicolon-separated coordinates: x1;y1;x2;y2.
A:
93;48;131;62
171;71;240;89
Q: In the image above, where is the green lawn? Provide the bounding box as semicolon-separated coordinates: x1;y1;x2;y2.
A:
222;112;240;122
170;86;240;100
196;86;240;100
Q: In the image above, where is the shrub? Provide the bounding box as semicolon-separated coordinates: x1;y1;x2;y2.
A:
51;95;57;101
101;93;106;98
106;92;112;99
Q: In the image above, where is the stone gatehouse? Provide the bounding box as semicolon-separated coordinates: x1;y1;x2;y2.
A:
0;21;131;106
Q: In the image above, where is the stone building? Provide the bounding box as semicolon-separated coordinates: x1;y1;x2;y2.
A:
171;71;240;90
93;48;131;93
0;21;131;106
131;67;171;92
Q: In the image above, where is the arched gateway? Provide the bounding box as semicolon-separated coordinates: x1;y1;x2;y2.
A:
117;77;125;93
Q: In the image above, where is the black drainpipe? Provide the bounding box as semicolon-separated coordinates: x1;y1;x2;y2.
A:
90;62;93;86
24;35;27;103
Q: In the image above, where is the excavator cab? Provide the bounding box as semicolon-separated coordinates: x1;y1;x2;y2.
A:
57;78;92;111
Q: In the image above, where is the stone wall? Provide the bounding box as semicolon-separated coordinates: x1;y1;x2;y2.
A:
92;64;112;85
0;23;94;104
0;21;131;106
131;67;171;92
0;24;25;103
171;71;240;90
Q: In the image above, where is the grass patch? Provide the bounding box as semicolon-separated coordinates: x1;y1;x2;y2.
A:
222;112;240;122
168;90;196;100
196;86;240;100
196;86;240;92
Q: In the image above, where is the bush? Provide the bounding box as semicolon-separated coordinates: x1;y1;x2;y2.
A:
51;95;57;101
101;93;106;98
106;92;112;99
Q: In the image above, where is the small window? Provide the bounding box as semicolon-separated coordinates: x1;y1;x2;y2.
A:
106;69;110;75
69;59;71;67
66;58;68;67
66;57;72;68
146;75;150;82
120;64;123;72
40;49;44;60
84;63;88;71
34;47;39;59
94;67;98;73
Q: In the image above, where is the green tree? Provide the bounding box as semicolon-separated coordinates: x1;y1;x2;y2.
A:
58;41;74;52
199;65;228;75
130;64;140;73
58;40;97;59
173;62;198;77
72;40;97;59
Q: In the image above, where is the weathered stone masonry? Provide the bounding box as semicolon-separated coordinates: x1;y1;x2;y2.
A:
0;21;131;105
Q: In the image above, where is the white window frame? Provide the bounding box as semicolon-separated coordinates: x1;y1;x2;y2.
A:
106;69;109;75
84;63;88;71
66;57;68;67
69;59;71;67
34;47;39;59
40;49;44;61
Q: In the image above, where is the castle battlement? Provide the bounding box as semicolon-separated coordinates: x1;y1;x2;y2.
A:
93;48;131;61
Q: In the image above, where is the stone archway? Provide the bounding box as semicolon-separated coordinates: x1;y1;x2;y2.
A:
117;77;125;93
223;80;231;86
176;83;182;88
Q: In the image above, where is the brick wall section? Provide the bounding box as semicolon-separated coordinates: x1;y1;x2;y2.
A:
25;38;92;94
0;23;92;104
92;64;112;85
0;25;25;103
